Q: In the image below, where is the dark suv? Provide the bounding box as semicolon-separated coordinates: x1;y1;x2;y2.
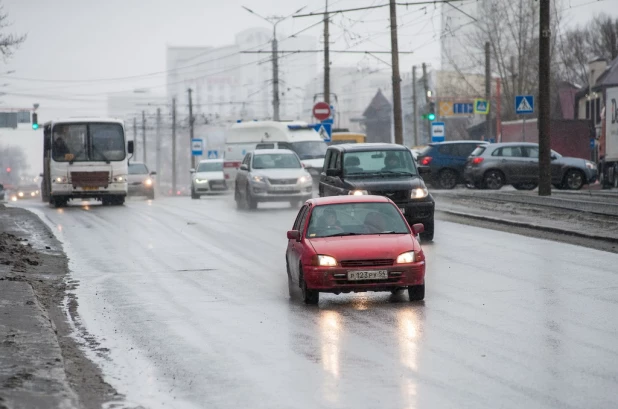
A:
319;143;435;240
417;140;488;189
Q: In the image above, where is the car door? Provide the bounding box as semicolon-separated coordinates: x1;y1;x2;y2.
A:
321;150;342;196
521;146;541;182
492;145;527;183
287;204;310;284
236;153;251;192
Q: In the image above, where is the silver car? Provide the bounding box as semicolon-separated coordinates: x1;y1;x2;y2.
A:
464;142;598;190
234;149;313;209
127;162;156;199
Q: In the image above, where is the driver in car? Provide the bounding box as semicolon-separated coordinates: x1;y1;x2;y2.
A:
382;153;401;170
319;208;343;234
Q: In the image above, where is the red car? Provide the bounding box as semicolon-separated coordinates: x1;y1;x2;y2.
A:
286;195;426;304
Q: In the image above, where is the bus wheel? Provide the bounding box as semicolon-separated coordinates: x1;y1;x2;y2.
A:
52;197;66;208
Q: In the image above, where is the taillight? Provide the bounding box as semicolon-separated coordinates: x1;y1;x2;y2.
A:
420;157;432;166
472;157;484;165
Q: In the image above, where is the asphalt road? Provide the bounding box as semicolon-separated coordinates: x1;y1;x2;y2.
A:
15;195;618;409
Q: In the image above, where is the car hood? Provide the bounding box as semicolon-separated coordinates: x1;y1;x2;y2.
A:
301;158;324;169
309;234;416;261
193;171;224;180
252;168;310;179
343;175;427;191
554;156;589;167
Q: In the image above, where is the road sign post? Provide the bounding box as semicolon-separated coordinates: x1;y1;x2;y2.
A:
515;95;534;142
312;102;331;121
431;121;445;142
191;138;203;156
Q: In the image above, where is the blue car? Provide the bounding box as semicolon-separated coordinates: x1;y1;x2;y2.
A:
417;140;488;189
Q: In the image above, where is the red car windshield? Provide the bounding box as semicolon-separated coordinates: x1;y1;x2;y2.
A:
306;202;410;238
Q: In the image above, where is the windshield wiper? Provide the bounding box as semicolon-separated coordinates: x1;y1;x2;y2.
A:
379;170;416;176
92;144;111;164
323;232;363;237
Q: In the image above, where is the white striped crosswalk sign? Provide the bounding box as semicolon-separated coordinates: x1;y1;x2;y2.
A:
515;95;534;114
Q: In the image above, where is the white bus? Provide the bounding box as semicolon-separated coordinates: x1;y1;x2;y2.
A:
40;118;134;207
223;120;327;183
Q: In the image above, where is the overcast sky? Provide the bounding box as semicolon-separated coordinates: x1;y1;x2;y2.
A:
0;0;616;173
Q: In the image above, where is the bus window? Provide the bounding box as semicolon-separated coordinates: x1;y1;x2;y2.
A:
52;124;87;162
91;123;125;161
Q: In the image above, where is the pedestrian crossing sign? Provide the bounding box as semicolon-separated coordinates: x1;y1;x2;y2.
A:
515;95;534;115
474;99;490;115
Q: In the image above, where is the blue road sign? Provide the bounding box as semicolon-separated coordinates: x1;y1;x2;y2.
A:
431;121;445;143
207;150;218;159
191;138;203;156
590;138;596;150
454;102;474;115
474;99;489;114
515;95;534;115
312;121;332;142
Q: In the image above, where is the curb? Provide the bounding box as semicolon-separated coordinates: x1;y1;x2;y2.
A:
436;209;618;244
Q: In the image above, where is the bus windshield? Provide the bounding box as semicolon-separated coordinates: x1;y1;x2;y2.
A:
290;141;327;160
52;123;125;162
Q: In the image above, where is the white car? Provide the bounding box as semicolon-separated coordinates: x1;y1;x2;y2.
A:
190;159;228;199
234;149;313;209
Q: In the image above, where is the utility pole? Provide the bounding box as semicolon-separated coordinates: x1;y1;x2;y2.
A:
412;66;418;147
538;0;552;196
172;98;177;196
389;0;403;145
188;88;195;170
272;31;280;121
155;108;161;188
485;41;491;141
422;63;430;142
141;110;146;163
323;0;330;106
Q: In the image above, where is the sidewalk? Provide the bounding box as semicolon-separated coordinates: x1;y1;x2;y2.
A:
0;205;118;409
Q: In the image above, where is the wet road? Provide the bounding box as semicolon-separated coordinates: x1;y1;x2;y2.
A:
16;195;618;409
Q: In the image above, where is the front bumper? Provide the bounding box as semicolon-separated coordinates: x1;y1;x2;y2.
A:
251;183;313;202
194;180;229;193
303;263;425;293
51;182;127;198
128;183;154;195
395;199;435;223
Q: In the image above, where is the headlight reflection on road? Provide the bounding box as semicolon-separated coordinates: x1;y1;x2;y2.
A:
319;310;342;404
397;308;422;409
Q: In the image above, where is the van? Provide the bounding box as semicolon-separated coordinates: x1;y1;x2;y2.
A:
223;121;327;183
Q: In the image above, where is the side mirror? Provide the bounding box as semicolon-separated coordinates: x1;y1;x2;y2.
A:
287;230;301;241
150;171;157;176
127;141;134;154
418;166;431;175
240;164;249;171
550;154;557;160
412;223;425;235
190;168;195;173
326;168;342;177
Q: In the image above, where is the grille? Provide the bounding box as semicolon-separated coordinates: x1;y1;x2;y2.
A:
209;180;227;189
71;171;109;187
340;259;393;267
269;178;298;185
370;190;409;201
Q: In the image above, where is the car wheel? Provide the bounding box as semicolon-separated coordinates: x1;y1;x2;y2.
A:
191;185;200;199
419;219;434;242
300;267;319;305
483;170;505;190
438;169;458;189
246;187;257;210
512;182;538;190
52;197;66;208
286;258;295;299
113;196;125;206
408;284;425;301
563;169;585;190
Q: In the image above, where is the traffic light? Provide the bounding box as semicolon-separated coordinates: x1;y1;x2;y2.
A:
32;112;39;130
427;102;436;121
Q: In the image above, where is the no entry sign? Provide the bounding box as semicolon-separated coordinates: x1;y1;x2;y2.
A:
312;102;331;121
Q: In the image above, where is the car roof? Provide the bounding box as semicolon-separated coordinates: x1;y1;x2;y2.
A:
487;142;539;147
307;195;392;206
198;158;223;163
328;143;409;153
252;148;296;155
429;140;488;146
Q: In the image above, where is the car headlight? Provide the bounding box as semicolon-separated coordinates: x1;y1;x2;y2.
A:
411;187;428;199
54;176;68;183
396;251;417;264
30;192;36;197
144;178;153;186
195;178;208;184
585;161;597;170
252;175;265;183
348;190;368;195
18;191;24;197
298;175;311;184
113;175;127;182
312;255;338;267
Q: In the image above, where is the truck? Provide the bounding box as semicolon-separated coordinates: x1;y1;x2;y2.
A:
600;86;618;188
40;118;134;207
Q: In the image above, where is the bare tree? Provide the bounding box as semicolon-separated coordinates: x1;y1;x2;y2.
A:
0;3;26;59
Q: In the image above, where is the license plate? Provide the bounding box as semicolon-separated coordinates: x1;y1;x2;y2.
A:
347;270;388;281
271;185;295;191
82;187;98;191
399;207;406;214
